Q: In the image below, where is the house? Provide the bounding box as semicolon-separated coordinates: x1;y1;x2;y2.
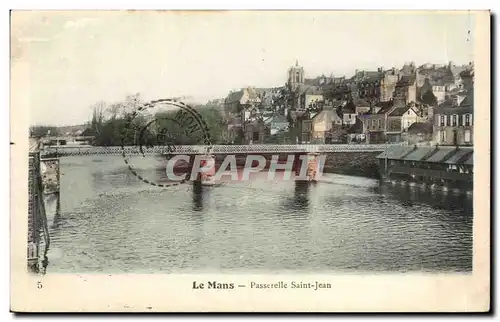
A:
288;110;311;144
433;90;473;146
338;100;357;126
358;101;394;144
299;109;344;144
346;117;366;143
352;99;371;115
393;75;417;105
264;115;289;135
385;105;419;143
224;87;263;143
224;87;262;116
433;68;474;146
403;122;433;145
244;120;269;144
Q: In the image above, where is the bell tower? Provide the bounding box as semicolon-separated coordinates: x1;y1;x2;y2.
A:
287;60;304;91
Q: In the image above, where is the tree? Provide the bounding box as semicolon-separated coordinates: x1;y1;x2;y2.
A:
90;101;106;137
29;125;59;138
421;90;438;106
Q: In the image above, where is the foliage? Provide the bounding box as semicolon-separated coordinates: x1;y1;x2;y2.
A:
421;90;438;106
29;125;59;138
88;94;227;146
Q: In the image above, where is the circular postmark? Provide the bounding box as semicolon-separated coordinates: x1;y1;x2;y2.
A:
121;99;212;187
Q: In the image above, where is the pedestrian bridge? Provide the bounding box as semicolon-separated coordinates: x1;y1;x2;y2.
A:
41;144;406;157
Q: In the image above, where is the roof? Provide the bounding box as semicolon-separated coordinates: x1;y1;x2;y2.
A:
376;146;416;159
246;87;261;101
435;98;473;114
444;148;473;165
403;147;434;161
347;117;364;134
375;101;394;114
225;90;244;104
271;115;288;123
407;122;433;134
424;147;456;163
428;78;445;87
459;69;474;78
378;146;474;165
464;153;474;165
459;89;474;108
396;75;416;86
388;106;410;117
353;99;370;107
332;100;347;108
311;109;342;123
342;100;356;114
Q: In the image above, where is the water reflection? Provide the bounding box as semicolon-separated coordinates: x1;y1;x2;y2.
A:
192;181;204;211
375;183;473;214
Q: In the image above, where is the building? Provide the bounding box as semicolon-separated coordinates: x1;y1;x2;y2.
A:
385;104;420;143
403;122;433;145
338;100;358;126
433;91;473;146
359;101;394;144
244;120;269;144
380;69;400;102
393;75;417;105
295;108;347;144
264;115;289;135
346;117;366;143
288;60;305;91
224;87;263;143
433;69;474;146
352;99;371;115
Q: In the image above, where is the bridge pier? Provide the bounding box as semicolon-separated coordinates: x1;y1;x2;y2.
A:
190;154;216;186
293;153;323;182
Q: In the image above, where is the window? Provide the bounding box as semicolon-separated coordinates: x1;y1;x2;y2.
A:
348;114;351;119
378;119;381;128
465;130;471;143
253;131;260;142
440;115;445;126
452;114;458;126
302;133;311;143
446;115;451;126
465;114;471;126
295;72;300;83
440;130;446;143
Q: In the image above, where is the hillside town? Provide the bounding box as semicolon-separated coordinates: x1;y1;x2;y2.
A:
218;60;474;147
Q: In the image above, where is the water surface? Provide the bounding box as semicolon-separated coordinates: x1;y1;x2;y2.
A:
45;155;473;273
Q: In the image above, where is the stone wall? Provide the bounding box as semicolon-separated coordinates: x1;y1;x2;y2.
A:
323;151;381;178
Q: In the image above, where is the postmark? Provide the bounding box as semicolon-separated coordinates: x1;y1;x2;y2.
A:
120;99;212;187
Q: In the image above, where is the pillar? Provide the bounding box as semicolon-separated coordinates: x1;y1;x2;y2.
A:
294;153;322;182
199;154;216;186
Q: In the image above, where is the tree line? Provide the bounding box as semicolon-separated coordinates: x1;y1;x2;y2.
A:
87;93;229;146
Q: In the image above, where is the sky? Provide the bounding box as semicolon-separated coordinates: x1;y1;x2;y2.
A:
11;11;476;126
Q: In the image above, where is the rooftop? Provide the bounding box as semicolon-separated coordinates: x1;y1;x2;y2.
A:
377;146;474;165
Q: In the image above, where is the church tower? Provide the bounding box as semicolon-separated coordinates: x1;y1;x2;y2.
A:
287;60;304;91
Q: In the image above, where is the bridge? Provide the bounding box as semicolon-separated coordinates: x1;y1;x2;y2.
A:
41;144;404;157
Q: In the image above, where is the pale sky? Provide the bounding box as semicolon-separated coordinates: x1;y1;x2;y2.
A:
12;11;476;126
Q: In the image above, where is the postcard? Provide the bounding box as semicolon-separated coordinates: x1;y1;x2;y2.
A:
10;10;490;312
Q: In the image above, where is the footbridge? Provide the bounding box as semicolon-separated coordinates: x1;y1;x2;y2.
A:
41;144;405;157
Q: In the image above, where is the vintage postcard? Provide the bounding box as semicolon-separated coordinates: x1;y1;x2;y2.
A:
10;10;490;312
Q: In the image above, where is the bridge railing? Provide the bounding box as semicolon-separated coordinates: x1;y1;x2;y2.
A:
42;143;407;157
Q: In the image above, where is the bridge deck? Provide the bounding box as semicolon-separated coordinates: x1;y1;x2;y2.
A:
41;144;406;157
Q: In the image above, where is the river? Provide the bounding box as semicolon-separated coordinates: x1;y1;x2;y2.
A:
43;155;473;274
